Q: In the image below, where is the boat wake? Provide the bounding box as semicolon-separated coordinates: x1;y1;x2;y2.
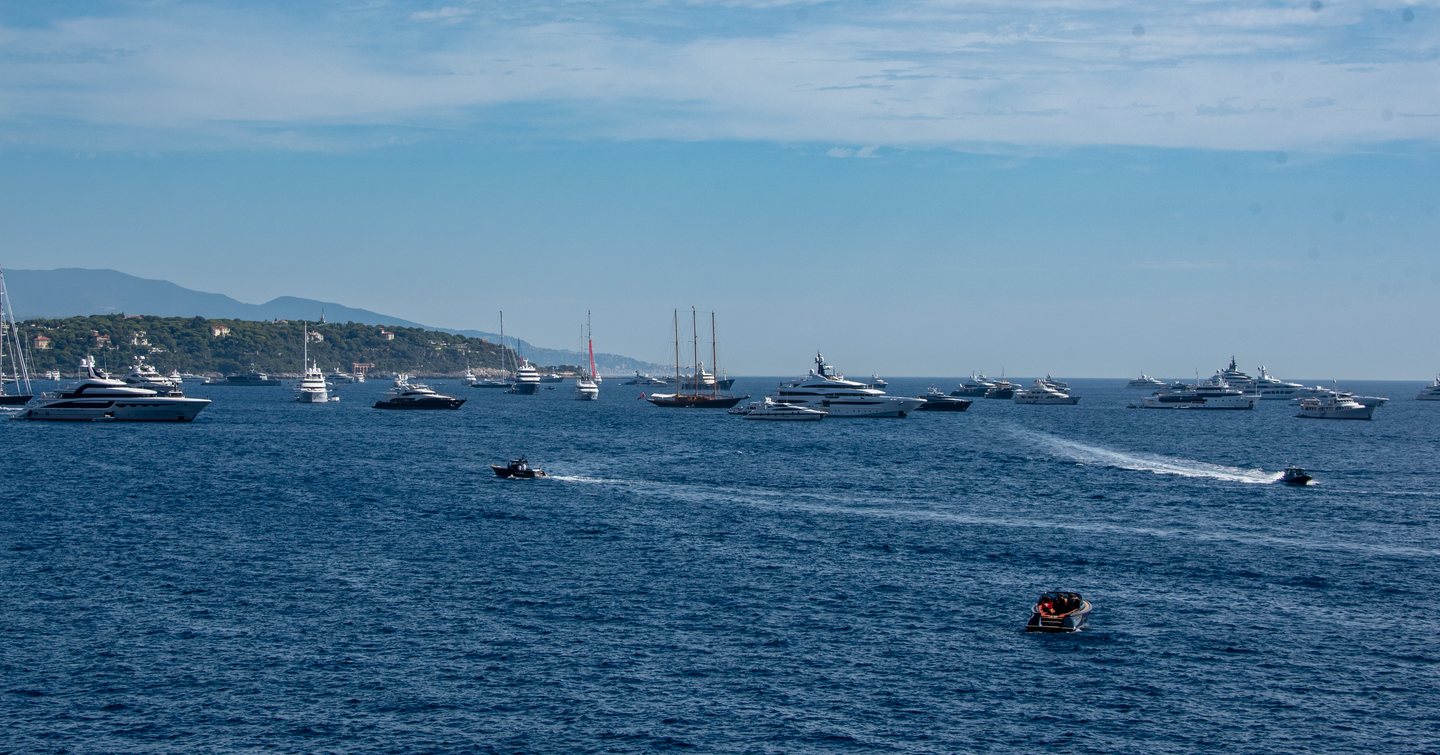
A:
1010;428;1281;484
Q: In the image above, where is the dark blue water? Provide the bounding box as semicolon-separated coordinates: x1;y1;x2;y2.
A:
4;378;1437;753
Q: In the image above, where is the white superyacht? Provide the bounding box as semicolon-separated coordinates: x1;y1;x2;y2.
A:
772;353;924;418
14;356;211;422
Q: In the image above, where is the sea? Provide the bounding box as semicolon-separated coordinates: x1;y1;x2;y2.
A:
3;377;1437;753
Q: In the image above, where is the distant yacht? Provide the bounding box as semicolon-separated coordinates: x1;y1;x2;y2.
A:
210;369;282;386
1215;357;1255;392
14;356;211;421
1295;393;1375;420
983;378;1017;400
1134;377;1256;410
373;375;465;409
741;397;827;421
951;374;995;397
295;324;331;404
1417;376;1440;401
121;356;182;395
574;312;599;401
624;371;667;386
868;374;888;389
461;368;478;386
771;353;924;418
0;268;33;406
1013;379;1079;405
1252;366;1303;400
1127;373;1165;388
510;359;542;395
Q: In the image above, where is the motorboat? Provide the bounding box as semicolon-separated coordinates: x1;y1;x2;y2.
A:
1295;393;1374;420
1013;379;1079;405
868;374;888;389
982;379;1016;400
491;457;547;478
1279;466;1313;485
1127;373;1165;388
13;356;211;422
741;397;827;421
771;353;924;418
294;323;332;403
328;368;358;384
916;388;972;412
540;372;565;383
1293;386;1387;408
1025;591;1092;633
509;359;542;394
473;375;511;389
1215;356;1255;392
1252;365;1303;400
674;364;736;391
951;374;995;397
1039;374;1070;391
373;375;465;409
1416;376;1440;401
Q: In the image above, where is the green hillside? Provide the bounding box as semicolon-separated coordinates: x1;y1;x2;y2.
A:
14;315;536;377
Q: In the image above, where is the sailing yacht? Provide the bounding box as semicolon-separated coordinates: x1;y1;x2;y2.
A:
575;313;599;401
295;323;331;403
648;309;745;408
0;268;33;406
772;353;924;418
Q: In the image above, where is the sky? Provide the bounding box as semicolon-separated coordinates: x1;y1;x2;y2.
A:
1;0;1437;378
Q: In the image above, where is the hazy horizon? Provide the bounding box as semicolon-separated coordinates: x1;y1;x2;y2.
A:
2;1;1436;378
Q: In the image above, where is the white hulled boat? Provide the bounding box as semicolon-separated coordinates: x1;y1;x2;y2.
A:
510;359;542;394
1133;376;1256;410
1296;393;1375;420
741;397;827;421
373;375;465;409
121;356;182;395
1013;379;1080;405
772;353;923;418
1252;365;1303;400
951;374;995;397
295;324;331;403
1215;357;1255;392
574;312;599;401
1127;373;1165;388
14;357;211;421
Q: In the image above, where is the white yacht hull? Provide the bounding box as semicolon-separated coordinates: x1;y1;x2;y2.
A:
779;396;924;418
1417;390;1440;401
15;396;211;422
296;389;330;403
744;407;826;421
574;381;599;400
1135;395;1255;410
1014;395;1080;405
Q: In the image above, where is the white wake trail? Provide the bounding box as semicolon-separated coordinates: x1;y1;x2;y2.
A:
1011;428;1281;484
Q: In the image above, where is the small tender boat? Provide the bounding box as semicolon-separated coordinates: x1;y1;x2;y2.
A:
742;397;827;421
1279;466;1312;485
1025;591;1092;633
491;457;547;479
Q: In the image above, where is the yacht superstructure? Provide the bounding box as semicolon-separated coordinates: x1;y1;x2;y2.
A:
14;357;211;421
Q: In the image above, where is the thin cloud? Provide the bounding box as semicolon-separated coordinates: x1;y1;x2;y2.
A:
0;0;1435;153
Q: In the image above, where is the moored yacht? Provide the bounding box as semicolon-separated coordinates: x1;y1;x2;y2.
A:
624;371;667;386
1013;379;1079;405
1215;357;1255;392
771;353;924;418
916;387;972;412
373;375;465;409
1416;376;1440;401
14;357;211;421
983;379;1016;400
121;356;182;395
1252;365;1303;400
1295;393;1374;420
739;397;827;421
509;359;542;395
295;324;331;403
1127;373;1165;388
951;374;995;397
1133;377;1256;410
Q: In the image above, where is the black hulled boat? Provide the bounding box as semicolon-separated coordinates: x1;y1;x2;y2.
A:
491;457;547;479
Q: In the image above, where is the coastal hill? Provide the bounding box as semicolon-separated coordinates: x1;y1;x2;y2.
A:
7;268;664;374
20;314;520;378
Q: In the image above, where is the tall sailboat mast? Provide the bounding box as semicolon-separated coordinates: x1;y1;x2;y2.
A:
1;267;33;396
587;310;596;380
690;306;699;394
672;309;682;388
499;310;509;379
710;311;719;398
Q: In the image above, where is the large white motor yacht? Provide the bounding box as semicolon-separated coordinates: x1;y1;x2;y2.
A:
121;356;182;395
1133;377;1256;410
1252;365;1303;400
1127;373;1166;388
1417;376;1440;401
295;363;330;403
1215;357;1255;392
14;357;211;421
773;353;924;418
510;359;542;395
1295;393;1375;420
1013;379;1080;405
574;376;599;400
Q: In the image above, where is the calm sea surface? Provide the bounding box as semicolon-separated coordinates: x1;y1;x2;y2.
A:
3;377;1437;753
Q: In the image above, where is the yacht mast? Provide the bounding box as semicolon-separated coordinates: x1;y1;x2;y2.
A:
499;310;509;380
586;310;596;380
690;306;699;395
710;311;718;398
672;309;682;388
0;267;32;396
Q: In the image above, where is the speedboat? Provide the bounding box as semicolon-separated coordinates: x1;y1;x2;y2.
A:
742;397;826;421
1295;393;1374;420
14;356;211;422
771;353;924;418
1013;379;1079;405
951;374;995;397
491;457;547;478
1025;591;1092;633
1127;373;1165;388
1417;376;1440;401
1279;466;1313;485
916;388;972;412
373;375;465;409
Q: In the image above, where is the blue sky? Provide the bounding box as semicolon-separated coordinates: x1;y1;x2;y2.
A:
1;0;1437;378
